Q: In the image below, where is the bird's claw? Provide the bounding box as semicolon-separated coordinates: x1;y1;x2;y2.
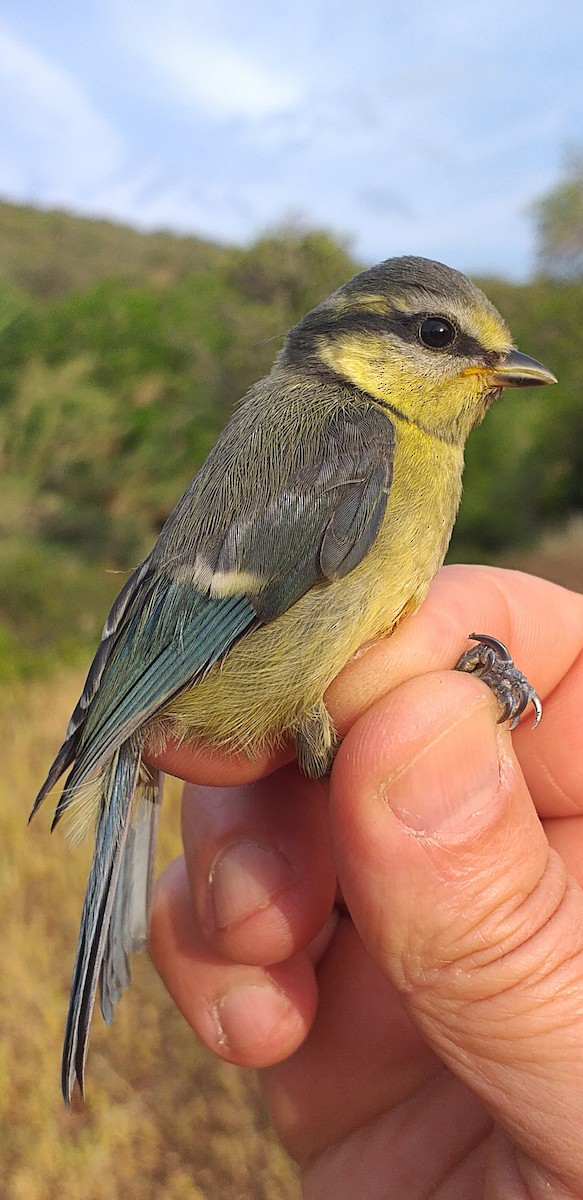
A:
455;633;542;730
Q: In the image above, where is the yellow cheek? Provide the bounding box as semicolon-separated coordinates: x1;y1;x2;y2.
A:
318;336;400;402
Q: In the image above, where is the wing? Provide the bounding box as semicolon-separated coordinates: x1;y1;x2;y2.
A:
168;401;396;624
51;587;258;819
34;399;395;818
30;557;157;817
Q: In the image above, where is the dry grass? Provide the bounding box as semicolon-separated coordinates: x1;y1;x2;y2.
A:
3;528;581;1199
0;673;300;1200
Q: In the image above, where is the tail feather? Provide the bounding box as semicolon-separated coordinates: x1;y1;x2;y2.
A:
100;766;162;1024
61;739;144;1104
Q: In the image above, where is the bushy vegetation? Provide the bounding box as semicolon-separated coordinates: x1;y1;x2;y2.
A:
0;206;361;676
0;199;581;676
453;273;583;555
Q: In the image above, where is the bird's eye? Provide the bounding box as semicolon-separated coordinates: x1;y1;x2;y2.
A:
418;317;456;349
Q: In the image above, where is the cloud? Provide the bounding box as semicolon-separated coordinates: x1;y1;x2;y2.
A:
140;33;301;120
115;0;302;121
0;20;123;202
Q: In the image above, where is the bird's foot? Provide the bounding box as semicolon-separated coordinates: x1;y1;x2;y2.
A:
295;700;340;778
455;633;542;730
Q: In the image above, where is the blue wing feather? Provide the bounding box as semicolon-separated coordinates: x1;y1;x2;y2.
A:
53;590;256;816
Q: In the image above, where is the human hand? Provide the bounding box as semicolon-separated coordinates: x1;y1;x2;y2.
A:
149;564;583;1198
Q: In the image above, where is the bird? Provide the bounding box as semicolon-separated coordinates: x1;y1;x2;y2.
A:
31;255;556;1104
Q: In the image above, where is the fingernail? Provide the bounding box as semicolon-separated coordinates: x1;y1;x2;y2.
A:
213;983;293;1052
208;841;298;933
383;702;501;836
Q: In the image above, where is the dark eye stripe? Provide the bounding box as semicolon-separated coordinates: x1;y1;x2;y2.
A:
285;305;493;364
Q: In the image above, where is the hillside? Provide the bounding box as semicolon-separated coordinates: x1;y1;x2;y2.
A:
0;199;581;678
0;199;228;300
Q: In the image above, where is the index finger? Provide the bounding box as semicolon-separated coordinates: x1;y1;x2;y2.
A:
330;563;583;818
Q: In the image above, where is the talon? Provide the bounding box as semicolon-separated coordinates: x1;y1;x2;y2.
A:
531;692;543;729
455;633;542;731
497;697;514;726
468;632;512;662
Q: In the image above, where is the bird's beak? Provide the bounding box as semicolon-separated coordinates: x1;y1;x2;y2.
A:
489;349;557;388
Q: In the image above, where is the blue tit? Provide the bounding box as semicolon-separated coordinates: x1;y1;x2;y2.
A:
32;255;556;1102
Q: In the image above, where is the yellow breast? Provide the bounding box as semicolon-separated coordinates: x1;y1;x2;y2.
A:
162;419;463;757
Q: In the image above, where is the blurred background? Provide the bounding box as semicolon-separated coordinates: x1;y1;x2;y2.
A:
1;2;583;1197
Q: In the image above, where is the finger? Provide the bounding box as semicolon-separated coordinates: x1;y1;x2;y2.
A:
149;854;321;1068
328;564;583;817
262;915;457;1165
545;815;583;888
331;670;583;1194
148;735;292;787
180;765;337;964
514;642;583;818
327;564;583;737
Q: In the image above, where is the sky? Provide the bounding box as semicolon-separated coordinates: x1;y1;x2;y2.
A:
1;0;582;279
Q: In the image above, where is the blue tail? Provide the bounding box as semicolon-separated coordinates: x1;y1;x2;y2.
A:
61;738;160;1104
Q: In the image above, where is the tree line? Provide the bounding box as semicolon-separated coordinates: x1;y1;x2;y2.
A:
0;175;581;676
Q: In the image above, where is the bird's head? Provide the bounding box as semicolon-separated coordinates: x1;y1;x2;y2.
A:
282;256;556;443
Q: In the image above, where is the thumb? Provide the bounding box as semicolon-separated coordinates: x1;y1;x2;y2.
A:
331;670;583;1190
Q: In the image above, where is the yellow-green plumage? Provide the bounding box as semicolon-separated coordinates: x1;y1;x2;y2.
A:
32;255;556;1102
162;271;517;764
165;411;463;761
